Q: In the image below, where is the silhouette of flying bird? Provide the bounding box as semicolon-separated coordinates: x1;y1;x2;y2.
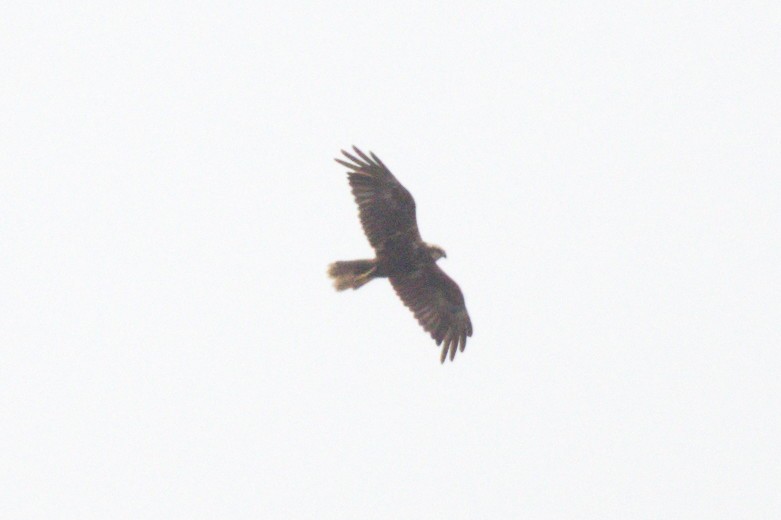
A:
328;147;472;363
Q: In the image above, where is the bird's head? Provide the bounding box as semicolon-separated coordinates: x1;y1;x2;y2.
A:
425;243;447;262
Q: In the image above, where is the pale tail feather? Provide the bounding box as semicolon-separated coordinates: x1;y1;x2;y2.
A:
327;259;377;291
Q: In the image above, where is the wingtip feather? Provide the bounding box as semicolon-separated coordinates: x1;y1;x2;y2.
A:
334;158;354;169
369;151;386;168
352;146;373;165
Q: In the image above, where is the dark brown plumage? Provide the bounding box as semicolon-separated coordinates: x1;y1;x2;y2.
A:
328;146;472;363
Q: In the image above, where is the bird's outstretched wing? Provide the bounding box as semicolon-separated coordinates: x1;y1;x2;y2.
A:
390;264;473;363
335;147;421;251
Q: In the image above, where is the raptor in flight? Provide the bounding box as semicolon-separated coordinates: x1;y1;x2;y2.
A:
328;147;472;362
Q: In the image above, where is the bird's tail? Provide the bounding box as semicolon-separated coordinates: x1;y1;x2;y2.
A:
327;259;378;291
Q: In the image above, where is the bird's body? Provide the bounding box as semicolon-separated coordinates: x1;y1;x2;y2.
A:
328;147;472;363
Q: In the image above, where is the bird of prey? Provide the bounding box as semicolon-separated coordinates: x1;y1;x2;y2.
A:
328;146;473;363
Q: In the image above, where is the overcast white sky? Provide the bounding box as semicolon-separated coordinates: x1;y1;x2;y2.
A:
2;2;780;518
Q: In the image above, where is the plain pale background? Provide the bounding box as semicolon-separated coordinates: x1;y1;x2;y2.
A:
2;2;779;518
